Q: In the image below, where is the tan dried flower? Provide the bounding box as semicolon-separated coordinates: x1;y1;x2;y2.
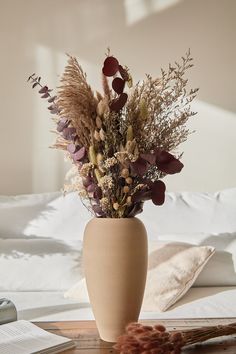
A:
96;98;108;116
96;116;102;129
113;202;119;210
100;197;110;211
80;162;94;177
123;186;130;194
121;168;129;178
103;157;117;169
99;175;114;190
57;55;97;149
125;177;133;185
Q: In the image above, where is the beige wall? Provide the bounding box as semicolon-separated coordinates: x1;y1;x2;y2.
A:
0;0;235;195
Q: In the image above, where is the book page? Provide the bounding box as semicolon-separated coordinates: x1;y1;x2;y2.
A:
0;320;73;354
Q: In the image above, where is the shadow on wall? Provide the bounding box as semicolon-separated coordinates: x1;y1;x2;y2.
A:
0;0;235;194
0;196;59;238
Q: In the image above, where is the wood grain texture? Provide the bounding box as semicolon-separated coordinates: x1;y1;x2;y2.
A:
35;318;236;353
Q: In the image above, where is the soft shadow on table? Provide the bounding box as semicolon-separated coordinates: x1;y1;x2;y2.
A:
18;302;90;320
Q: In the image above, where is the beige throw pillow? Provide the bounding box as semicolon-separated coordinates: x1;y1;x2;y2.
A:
64;241;215;312
143;242;215;311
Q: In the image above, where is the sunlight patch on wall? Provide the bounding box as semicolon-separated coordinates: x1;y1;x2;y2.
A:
124;0;181;26
31;45;101;193
32;44;63;193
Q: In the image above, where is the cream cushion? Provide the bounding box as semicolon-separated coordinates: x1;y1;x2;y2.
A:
65;241;215;311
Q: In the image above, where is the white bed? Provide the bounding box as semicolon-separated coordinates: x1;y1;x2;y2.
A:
1;188;236;321
1;287;236;322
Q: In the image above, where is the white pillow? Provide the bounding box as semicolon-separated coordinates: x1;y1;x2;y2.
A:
64;241;215;311
0;238;83;291
139;188;236;238
158;232;236;286
1;188;236;240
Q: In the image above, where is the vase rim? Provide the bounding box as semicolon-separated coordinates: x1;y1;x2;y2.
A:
90;216;141;222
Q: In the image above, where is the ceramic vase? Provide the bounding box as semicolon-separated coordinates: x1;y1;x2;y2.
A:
83;217;148;342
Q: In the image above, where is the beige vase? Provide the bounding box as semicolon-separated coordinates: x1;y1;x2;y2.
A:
83;217;148;342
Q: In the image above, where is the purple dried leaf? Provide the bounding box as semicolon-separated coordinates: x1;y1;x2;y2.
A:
38;86;48;94
73;146;86;161
27;73;35;82
48;96;57;103
92;204;104;216
93;187;102;200
67;143;77;154
57;118;69;132
87;183;96;193
49;106;59;114
41;92;50;99
82;176;93;188
62;127;76;141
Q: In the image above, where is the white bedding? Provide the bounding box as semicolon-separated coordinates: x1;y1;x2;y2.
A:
1;287;236;322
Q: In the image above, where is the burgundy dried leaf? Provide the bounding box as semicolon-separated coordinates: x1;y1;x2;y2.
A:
112;77;125;94
141;152;156;165
118;65;129;81
110;92;128;112
151;180;166;205
156;150;184;174
38;86;48;94
32;82;39;89
102;56;119;77
130;157;149;176
73;146;86;161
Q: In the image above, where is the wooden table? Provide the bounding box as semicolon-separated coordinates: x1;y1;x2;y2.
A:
36;318;236;353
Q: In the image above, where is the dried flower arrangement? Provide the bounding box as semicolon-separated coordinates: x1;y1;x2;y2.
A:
28;49;198;218
114;321;236;354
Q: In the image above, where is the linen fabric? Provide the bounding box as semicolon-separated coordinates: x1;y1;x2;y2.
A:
65;241;215;311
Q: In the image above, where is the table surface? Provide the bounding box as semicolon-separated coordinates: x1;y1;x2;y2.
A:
36;318;236;353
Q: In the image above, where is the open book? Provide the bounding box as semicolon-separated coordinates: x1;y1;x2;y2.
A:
0;320;75;354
